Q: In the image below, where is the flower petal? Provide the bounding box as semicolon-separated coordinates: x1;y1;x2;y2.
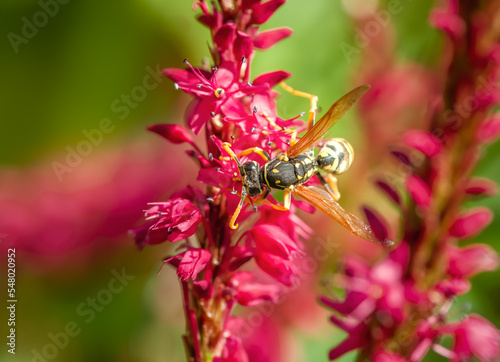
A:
447;244;499;278
253;70;292;88
362;206;389;243
251;224;298;258
250;0;286;25
403;130;442;158
435;278;471;297
214;23;236;52
254;27;293;50
449;207;493;239
430;8;465;41
375;179;402;208
147;124;193;144
465;178;498;197
405;175;431;207
173;248;212;281
477;115;500;144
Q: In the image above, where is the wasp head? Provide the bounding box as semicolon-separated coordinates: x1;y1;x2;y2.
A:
241;161;264;196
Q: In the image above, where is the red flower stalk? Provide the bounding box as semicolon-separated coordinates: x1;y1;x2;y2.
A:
322;1;500;360
130;1;358;360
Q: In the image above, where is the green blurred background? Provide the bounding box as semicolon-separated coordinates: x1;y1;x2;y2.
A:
0;0;498;361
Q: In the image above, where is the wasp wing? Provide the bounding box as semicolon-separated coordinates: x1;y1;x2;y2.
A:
293;184;393;246
286;85;370;159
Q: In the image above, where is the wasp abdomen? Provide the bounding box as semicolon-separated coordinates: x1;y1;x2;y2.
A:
316;138;354;174
262;154;316;190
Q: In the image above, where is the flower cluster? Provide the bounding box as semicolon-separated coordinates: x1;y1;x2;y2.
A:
131;1;316;360
322;1;500;360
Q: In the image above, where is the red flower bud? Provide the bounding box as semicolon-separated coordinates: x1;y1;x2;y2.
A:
148;124;194;145
449;207;493;239
465;178;498;197
405;175;431;207
363;206;389;244
447;244;499;278
403;130;442;158
477;115;500;144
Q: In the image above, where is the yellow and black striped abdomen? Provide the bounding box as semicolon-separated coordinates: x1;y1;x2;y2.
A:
315;138;354;174
261;154;316;190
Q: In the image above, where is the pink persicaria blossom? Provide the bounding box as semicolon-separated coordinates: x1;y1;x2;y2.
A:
130;1;388;360
0;139;187;273
322;1;500;361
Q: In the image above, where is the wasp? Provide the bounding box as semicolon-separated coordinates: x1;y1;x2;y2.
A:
222;84;393;246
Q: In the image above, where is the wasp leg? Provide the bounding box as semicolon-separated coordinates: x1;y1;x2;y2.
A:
260;189;292;211
260;112;297;146
229;188;247;229
221;142;245;178
316;173;341;201
252;188;270;206
279;81;318;132
237;147;271;162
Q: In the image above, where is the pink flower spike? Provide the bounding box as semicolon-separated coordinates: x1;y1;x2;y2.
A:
477;115;500;144
442;314;500;362
403;130;442;158
254;27;293;50
447;244;499;278
448;207;493;239
362;206;389;243
253;70;292;88
465;178;498;198
148;124;194;145
405;175;431;207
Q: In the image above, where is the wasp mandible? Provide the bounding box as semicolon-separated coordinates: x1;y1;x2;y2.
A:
222;84;393;246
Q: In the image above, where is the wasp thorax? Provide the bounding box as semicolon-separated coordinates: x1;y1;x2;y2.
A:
242;161;264;196
315;138;354;174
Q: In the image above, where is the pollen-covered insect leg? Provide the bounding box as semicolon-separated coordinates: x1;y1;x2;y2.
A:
279;81;318;131
237;147;271;162
317;173;341;201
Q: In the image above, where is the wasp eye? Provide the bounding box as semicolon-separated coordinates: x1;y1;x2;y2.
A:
214;88;225;98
